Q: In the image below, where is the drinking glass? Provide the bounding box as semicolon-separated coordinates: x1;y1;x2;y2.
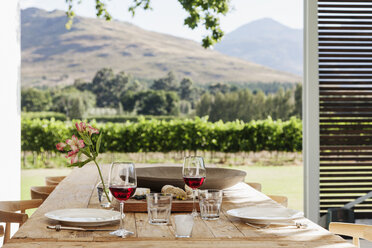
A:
109;162;137;238
182;156;206;217
96;164;112;208
174;215;194;238
147;193;173;225
199;189;223;220
96;181;112;209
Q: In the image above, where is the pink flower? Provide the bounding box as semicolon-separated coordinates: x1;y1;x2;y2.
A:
66;135;85;152
75;122;87;132
66;150;79;164
87;125;99;136
56;142;67;151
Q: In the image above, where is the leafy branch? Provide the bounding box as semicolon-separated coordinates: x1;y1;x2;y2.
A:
65;0;230;48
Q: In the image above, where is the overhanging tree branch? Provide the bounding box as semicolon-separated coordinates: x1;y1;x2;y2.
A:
65;0;231;48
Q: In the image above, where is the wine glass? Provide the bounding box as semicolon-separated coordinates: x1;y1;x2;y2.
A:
182;156;206;217
109;162;137;238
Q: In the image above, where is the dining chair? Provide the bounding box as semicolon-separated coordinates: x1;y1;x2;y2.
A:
0;225;4;237
329;222;372;248
268;195;288;208
0;199;42;244
45;176;66;186
246;182;262;192
30;186;56;202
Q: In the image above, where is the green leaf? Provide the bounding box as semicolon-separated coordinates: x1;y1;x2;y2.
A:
81;133;93;146
80;147;92;158
96;132;102;154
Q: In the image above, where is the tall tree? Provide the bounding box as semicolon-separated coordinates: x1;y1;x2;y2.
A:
267;88;293;120
91;68;130;107
165;91;180;115
196;88;298;122
196;93;213;117
179;77;193;100
179;100;192;115
51;89;96;119
151;72;178;91
136;91;166;115
293;83;302;118
127;90;180;116
21;88;52;112
121;91;138;113
127;80;144;92
208;82;231;95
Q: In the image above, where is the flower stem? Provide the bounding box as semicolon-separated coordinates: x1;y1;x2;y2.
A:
93;159;111;203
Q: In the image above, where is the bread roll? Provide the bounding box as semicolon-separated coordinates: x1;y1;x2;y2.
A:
185;184;193;196
161;185;187;199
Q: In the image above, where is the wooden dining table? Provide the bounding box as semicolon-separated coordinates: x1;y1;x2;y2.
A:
4;164;354;248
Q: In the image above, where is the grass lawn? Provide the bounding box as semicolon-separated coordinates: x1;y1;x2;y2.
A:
21;168;72;201
222;165;303;211
21;165;303;212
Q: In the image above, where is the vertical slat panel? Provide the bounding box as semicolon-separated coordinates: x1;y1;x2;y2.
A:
318;0;372;218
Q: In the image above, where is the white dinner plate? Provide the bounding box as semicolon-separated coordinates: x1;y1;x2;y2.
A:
45;208;120;227
226;206;303;224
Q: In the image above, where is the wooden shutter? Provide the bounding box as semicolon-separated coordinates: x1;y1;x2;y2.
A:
319;0;372;218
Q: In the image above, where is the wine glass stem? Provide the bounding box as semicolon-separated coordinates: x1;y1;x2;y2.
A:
120;201;125;230
192;189;197;215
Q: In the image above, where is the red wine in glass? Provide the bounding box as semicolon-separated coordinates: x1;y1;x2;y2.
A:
183;176;205;189
182;156;206;217
109;185;137;201
109;162;137;238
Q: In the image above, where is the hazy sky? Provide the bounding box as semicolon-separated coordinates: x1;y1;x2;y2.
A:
20;0;303;42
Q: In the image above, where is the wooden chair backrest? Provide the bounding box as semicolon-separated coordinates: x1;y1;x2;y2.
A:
45;176;66;186
0;199;42;244
246;182;262;192
268;195;288;208
30;186;56;202
329;222;372;248
244;182;287;207
0;199;43;213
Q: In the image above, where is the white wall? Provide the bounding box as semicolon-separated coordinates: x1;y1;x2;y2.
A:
0;1;21;201
303;0;320;224
0;2;21;242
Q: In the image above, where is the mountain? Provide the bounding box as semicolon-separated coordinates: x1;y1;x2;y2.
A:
21;8;301;87
214;18;303;76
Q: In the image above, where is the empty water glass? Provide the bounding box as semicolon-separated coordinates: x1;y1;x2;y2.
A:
96;181;112;209
147;193;172;225
199;189;223;220
174;215;194;238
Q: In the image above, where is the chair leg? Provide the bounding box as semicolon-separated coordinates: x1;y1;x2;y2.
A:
4;222;10;244
353;237;360;248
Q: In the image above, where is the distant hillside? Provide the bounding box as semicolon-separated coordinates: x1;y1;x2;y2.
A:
215;18;303;76
21;8;301;87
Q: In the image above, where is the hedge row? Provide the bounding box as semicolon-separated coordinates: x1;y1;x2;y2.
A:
21;117;302;153
22;112;67;121
86;115;183;123
22;112;182;123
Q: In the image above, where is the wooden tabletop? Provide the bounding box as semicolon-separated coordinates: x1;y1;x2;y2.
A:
4;164;354;248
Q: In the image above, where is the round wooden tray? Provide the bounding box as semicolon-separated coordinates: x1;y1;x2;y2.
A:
136;166;246;192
